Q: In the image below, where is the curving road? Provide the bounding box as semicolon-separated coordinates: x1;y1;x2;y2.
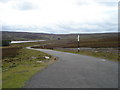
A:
24;47;118;88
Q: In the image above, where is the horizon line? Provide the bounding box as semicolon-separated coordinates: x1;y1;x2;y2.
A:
1;30;119;34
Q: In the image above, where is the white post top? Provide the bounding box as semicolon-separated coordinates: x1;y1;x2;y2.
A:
78;35;79;41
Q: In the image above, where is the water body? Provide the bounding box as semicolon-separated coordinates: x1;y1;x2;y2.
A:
11;40;45;44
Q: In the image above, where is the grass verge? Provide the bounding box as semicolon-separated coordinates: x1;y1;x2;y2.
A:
54;49;118;62
2;48;55;88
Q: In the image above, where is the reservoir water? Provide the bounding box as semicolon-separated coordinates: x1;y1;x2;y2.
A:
11;40;45;44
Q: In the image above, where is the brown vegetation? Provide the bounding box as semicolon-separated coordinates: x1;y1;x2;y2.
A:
2;47;22;59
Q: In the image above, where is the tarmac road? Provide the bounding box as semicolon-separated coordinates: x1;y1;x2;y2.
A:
24;47;118;88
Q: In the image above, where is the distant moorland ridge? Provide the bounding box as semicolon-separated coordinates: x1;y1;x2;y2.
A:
2;31;118;40
2;31;119;48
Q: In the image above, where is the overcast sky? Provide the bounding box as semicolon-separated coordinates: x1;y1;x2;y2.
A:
0;0;118;34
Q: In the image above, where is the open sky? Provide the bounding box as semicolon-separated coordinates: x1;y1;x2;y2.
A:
0;0;118;34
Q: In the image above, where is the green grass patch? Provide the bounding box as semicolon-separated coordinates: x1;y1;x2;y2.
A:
2;48;53;88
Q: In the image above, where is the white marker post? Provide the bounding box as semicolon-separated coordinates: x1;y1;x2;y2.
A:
78;35;80;52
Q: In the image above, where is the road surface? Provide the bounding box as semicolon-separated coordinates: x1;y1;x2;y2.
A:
24;47;118;88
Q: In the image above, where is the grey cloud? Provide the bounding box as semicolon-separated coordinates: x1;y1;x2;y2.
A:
77;0;117;7
99;2;117;7
0;0;10;3
14;2;37;11
2;25;27;30
56;22;118;33
2;21;118;34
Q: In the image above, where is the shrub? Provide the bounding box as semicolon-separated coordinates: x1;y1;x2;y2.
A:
1;40;11;46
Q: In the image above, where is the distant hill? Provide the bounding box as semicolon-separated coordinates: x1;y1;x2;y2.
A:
2;31;119;48
2;31;81;40
2;31;54;40
2;31;118;40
